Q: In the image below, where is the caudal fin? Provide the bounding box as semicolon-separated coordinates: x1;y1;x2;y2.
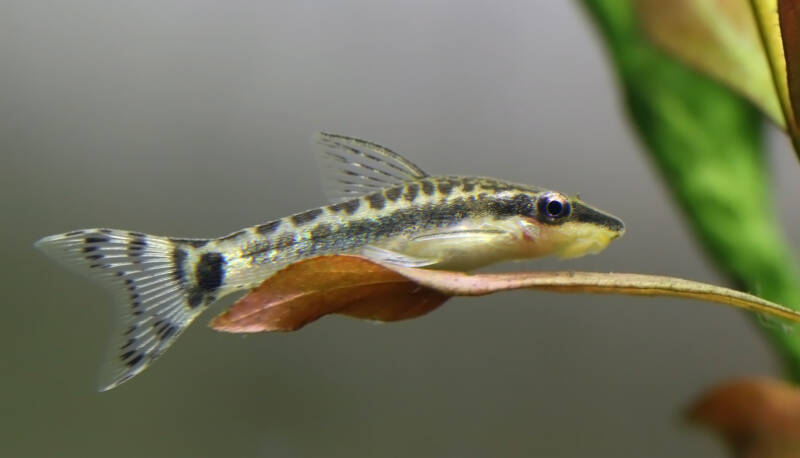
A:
35;229;212;391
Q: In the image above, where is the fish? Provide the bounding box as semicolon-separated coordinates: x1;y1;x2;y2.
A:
35;132;625;390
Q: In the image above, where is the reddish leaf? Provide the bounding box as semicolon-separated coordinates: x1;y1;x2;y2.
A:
689;378;800;457
211;255;448;332
211;255;800;333
780;0;800;142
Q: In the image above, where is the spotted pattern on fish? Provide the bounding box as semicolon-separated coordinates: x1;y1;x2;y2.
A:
172;248;188;284
367;193;386;210
385;186;402;202
420;180;435;196
404;183;419;202
308;223;335;255
291;209;323;226
437;180;454;196
128;233;147;259
85;235;110;244
35;133;626;392
256;220;281;235
328;199;360;215
234;182;539;269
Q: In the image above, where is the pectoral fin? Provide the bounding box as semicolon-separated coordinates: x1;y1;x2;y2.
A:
366;227;519;271
402;227;520;271
409;228;507;243
361;245;440;268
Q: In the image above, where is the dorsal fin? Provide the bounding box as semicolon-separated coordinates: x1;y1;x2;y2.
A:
315;132;429;203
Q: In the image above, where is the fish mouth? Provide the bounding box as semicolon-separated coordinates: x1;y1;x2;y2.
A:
553;201;625;259
557;225;622;259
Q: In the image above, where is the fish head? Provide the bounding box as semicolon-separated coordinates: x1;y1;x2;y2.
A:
516;191;625;259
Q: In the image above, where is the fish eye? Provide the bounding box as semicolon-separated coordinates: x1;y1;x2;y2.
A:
537;193;571;220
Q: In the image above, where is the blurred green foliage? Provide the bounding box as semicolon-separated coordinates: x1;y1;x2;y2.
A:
580;0;800;380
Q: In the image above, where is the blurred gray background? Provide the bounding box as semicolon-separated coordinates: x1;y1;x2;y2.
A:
3;1;800;457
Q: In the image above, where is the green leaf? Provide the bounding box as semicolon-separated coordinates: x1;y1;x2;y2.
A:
581;0;800;380
634;0;784;127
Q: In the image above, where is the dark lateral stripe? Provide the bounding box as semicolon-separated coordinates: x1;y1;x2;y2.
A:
244;191;533;265
242;239;272;258
291;209;323;226
273;233;296;250
307;223;335;255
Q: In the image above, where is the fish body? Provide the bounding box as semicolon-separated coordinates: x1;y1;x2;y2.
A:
35;133;625;390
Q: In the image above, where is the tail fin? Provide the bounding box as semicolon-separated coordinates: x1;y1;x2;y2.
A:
35;229;212;391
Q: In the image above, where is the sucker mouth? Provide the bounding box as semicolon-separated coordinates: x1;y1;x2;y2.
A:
558;234;615;259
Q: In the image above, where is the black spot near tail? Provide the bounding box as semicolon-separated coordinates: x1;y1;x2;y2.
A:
185;252;226;309
195;252;226;292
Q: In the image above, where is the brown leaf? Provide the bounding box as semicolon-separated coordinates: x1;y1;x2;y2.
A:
210;255;800;333
689;378;800;457
635;0;784;126
752;0;800;157
211;255;448;332
780;0;800;147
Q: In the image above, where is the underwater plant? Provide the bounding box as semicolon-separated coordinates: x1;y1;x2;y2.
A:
582;0;800;455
